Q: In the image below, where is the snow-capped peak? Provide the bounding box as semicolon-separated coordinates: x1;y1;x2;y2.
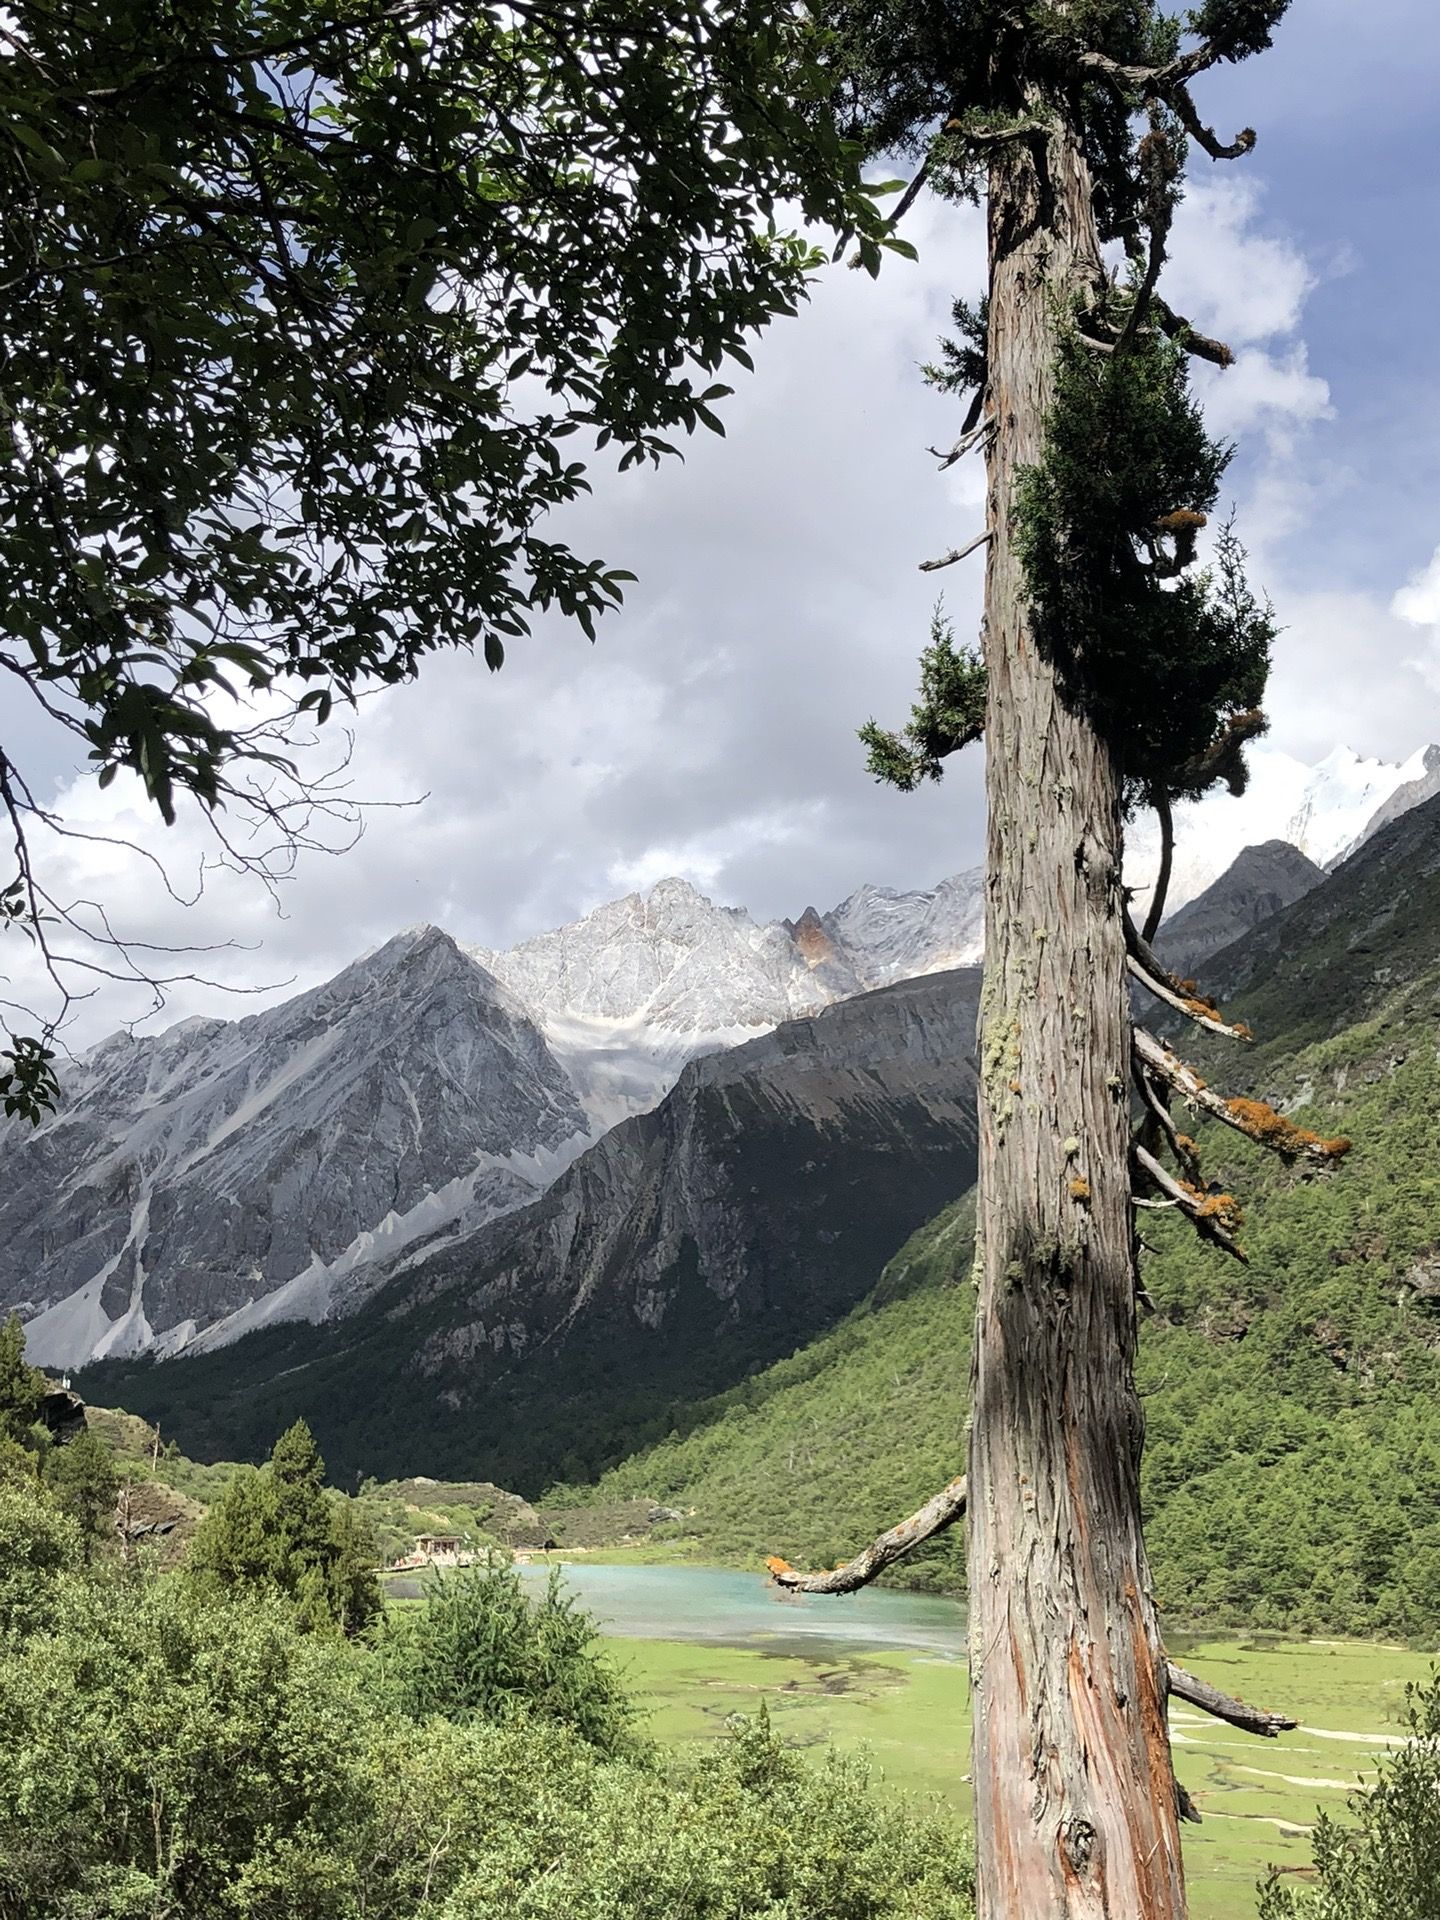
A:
1128;742;1440;918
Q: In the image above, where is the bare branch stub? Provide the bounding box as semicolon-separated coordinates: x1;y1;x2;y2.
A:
919;530;992;574
932;417;995;470
1168;1663;1298;1739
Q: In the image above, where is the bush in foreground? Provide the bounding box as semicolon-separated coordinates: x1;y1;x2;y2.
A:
0;1498;975;1919
1259;1672;1440;1919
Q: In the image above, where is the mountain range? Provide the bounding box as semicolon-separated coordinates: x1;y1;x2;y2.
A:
559;782;1440;1639
5;739;1433;1388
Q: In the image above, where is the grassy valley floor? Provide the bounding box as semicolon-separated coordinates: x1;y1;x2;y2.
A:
607;1627;1433;1920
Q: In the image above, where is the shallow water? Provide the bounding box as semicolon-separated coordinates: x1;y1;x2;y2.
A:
512;1560;967;1659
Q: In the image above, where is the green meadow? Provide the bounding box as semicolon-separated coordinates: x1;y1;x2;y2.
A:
612;1630;1434;1920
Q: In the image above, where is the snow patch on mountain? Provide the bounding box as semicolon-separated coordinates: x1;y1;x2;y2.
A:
1129;744;1438;920
823;872;985;988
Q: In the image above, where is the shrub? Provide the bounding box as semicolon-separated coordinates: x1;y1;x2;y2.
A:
0;1478;79;1641
385;1559;635;1755
187;1419;379;1634
1259;1671;1440;1919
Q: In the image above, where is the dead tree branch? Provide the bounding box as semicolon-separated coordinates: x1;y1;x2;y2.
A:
767;1476;968;1593
1124;913;1252;1040
920;530;992;573
1141;791;1175;945
1135;1028;1352;1165
1168;1664;1297;1738
931;417;994;469
1133;1142;1247;1261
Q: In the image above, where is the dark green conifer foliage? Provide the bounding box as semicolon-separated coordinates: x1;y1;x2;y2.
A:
860;607;987;790
44;1427;118;1562
0;1313;45;1447
1013;328;1274;809
389;1558;635;1755
849;0;1285;823
188;1418;379;1635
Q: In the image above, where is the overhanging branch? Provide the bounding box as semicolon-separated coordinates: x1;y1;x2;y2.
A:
765;1482;1296;1744
1141;791;1175;944
767;1475;968;1593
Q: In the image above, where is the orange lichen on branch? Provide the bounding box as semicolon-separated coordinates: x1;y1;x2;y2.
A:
1179;1180;1244;1234
1225;1097;1352;1163
1155;509;1207;534
1069;1177;1091;1203
764;1555;794;1576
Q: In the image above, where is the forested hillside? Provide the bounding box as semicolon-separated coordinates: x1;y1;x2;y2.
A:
582;801;1440;1639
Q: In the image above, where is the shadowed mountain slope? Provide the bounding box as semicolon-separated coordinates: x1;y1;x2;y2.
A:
81;968;981;1491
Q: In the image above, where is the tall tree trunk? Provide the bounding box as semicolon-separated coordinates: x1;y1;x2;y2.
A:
966;117;1188;1919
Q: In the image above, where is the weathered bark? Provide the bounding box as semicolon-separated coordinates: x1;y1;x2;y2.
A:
967;117;1188;1918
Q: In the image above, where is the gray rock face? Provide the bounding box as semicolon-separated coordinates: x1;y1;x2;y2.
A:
1341;745;1440;864
398;965;980;1369
821;873;986;988
4;871;993;1371
101;968;982;1490
1157;841;1326;980
1199;789;1440;1017
1;929;588;1366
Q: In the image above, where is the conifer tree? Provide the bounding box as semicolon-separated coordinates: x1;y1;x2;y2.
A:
769;7;1354;1915
188;1419;379;1635
45;1426;118;1562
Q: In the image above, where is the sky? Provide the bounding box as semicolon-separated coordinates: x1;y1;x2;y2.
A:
8;0;1440;1047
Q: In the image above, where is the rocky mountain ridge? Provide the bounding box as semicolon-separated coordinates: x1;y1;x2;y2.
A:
82;967;984;1489
2;929;589;1368
10;738;1434;1370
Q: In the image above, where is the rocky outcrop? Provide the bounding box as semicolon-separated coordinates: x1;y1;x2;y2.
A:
1;929;588;1366
1156;841;1326;980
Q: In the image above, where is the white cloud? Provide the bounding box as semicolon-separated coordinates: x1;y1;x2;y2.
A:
8;133;1435;1050
1392;545;1440;629
1165;178;1318;345
1200;344;1332;448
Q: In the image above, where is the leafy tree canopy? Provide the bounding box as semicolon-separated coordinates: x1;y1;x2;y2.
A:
1259;1671;1440;1919
0;0;896;1117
